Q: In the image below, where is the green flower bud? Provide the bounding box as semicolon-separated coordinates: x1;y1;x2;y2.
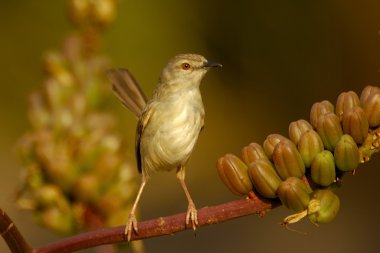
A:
311;151;336;186
263;134;291;159
241;143;269;164
38;207;75;235
34;184;66;208
310;100;334;129
288;119;313;145
277;177;312;212
308;189;340;224
316;112;343;151
335;91;360;118
217;154;253;196
362;91;380;128
342;107;369;144
298;129;324;168
334;135;360;172
248;159;282;198
272;141;305;180
360;85;380;105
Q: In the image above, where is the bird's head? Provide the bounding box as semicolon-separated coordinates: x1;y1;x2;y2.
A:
158;53;222;91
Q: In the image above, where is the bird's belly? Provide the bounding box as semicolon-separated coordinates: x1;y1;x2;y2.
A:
141;105;203;174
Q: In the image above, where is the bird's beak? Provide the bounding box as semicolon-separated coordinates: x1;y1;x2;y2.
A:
203;61;223;68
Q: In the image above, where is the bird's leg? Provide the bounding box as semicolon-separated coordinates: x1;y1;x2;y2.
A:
176;166;198;230
125;177;147;241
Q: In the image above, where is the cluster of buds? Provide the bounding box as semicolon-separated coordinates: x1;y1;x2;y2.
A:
16;35;137;235
217;85;380;226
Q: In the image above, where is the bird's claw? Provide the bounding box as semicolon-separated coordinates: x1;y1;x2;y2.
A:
185;202;198;230
125;213;138;241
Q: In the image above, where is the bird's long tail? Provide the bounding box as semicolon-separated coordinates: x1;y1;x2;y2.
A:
106;68;148;118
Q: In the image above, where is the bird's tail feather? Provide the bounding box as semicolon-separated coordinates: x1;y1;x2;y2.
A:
106;68;147;118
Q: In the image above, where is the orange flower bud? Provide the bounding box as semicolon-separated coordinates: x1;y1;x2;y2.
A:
310;100;334;129
342;107;369;144
248;159;282;198
217;154;253;196
263;134;291;159
288;119;313;145
272;141;305;180
360;85;380;105
335;91;360;118
362;91;380;128
241;143;269;165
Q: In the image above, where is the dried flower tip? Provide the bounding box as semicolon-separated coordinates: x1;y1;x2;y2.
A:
308;189;340;224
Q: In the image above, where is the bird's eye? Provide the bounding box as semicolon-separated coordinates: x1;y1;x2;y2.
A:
181;63;191;70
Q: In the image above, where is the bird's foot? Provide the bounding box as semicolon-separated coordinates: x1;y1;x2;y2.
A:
125;213;138;241
185;202;198;230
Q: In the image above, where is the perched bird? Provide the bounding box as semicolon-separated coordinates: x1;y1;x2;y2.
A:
107;53;222;241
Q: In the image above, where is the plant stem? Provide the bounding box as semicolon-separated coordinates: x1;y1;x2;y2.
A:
0;208;33;253
33;194;278;253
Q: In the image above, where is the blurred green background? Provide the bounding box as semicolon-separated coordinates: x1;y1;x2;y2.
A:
1;0;380;252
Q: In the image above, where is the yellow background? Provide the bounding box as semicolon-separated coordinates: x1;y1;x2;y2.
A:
1;1;380;252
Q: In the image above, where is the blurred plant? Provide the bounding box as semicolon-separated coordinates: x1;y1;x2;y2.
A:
15;0;141;252
217;85;380;227
17;34;137;233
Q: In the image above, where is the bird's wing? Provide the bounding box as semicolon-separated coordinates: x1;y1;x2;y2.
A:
106;68;148;118
135;106;153;174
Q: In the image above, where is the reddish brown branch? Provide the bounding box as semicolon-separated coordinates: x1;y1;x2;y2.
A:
34;195;279;253
2;127;378;253
0;208;33;253
2;127;379;253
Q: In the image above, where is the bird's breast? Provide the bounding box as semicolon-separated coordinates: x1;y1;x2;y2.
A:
140;89;204;174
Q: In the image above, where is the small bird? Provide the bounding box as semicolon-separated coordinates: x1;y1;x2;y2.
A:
107;53;222;241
